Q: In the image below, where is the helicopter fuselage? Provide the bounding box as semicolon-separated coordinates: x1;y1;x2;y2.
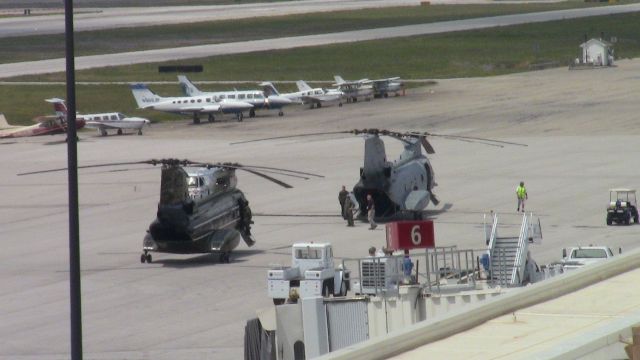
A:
353;135;435;219
143;166;253;258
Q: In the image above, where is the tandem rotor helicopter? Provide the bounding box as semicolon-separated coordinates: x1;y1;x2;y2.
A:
19;158;322;263
234;128;526;219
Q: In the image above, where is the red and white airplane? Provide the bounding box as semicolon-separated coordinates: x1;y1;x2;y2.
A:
50;98;150;136
0;99;85;139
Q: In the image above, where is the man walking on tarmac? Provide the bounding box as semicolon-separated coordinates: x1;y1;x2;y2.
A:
344;194;355;227
367;194;377;230
338;185;349;219
516;181;528;212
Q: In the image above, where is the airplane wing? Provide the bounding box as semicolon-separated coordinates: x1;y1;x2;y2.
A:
85;118;149;130
300;96;321;105
180;104;221;113
371;77;401;84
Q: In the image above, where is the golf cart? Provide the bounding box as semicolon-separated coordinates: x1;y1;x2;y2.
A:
606;188;639;225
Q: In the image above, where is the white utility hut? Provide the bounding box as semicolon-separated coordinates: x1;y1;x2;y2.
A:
580;38;614;66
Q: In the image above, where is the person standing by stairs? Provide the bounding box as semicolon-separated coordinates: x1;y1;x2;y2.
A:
516;181;528;213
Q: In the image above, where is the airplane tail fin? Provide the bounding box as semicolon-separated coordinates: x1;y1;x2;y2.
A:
130;83;161;108
259;82;279;96
334;75;345;85
178;75;203;97
0;113;11;128
296;80;312;92
45;98;67;117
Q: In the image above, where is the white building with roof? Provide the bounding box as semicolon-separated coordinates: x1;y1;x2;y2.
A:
580;38;614;66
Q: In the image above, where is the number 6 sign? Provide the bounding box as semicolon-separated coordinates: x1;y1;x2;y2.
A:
386;220;435;250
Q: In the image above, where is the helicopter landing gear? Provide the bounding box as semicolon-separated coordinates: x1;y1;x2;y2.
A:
237;112;244;122
278;110;284;116
140;252;152;263
117;129;123;135
249;109;256;118
219;252;231;263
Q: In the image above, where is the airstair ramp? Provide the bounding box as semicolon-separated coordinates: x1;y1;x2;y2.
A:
485;212;542;287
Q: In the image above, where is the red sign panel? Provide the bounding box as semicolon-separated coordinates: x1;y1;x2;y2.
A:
385;221;435;250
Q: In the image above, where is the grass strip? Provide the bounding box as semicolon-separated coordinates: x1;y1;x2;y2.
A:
2;11;640;124
0;2;623;64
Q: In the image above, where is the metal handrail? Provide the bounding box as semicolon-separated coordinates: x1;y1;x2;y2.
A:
510;212;530;286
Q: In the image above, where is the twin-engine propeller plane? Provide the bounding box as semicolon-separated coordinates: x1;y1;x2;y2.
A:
0;99;85;139
49;98;150;136
233;129;526;220
178;75;292;118
260;81;345;109
130;83;253;123
18;159;323;263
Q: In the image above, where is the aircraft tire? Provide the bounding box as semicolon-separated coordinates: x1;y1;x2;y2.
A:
140;254;146;263
278;111;284;116
249;109;256;118
338;102;343;107
117;129;123;135
383;93;389;98
208;114;215;123
146;254;152;263
137;129;143;135
238;113;243;122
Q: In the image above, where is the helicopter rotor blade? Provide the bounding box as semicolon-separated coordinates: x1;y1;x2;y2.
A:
17;158;196;176
230;131;353;145
236;167;293;189
233;164;324;178
420;136;436;154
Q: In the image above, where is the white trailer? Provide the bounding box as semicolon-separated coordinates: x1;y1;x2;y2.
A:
267;243;350;305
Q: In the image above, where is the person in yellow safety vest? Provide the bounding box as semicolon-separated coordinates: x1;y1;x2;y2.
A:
516;181;528;212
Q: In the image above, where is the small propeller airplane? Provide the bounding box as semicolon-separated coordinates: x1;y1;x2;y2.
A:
130;83;254;123
0;99;85;139
49;98;150;136
260;81;344;109
178;75;292;118
333;75;374;103
370;77;404;98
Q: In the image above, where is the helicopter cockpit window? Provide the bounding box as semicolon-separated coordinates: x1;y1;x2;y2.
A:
188;176;204;188
215;177;229;189
295;248;321;260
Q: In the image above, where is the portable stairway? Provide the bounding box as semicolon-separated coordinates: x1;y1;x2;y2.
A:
484;212;542;287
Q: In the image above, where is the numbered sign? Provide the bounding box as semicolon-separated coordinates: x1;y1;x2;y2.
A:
385;221;435;250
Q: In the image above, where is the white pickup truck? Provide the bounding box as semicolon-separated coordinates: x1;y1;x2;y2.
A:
267;243;350;305
560;246;619;271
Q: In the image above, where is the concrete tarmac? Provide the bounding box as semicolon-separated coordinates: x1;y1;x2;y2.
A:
1;3;640;79
1;59;640;359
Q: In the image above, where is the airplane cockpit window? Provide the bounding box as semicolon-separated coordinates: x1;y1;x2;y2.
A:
238;94;245;99
220;94;226;99
110;115;118;120
206;98;211;102
315;90;322;95
255;93;264;99
117;113;125;120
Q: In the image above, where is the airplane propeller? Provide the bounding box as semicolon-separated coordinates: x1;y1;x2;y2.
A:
17;158;323;189
230;128;527;154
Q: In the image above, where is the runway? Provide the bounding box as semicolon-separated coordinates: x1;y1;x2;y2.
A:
0;0;421;38
1;58;640;359
1;3;639;79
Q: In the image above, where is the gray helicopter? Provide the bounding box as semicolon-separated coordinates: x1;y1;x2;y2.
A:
233;128;525;219
19;158;322;263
